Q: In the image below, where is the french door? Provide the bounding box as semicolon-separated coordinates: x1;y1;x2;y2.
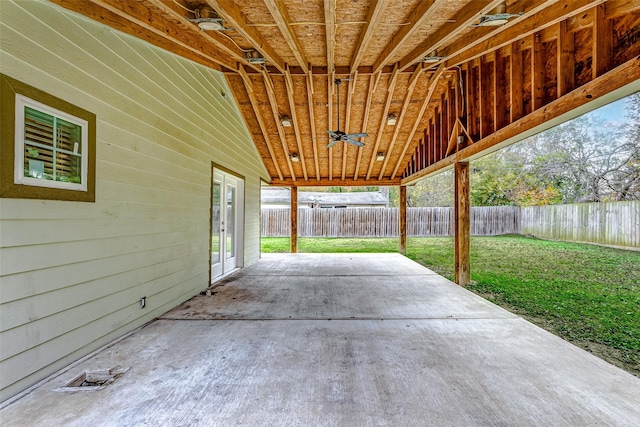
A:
211;168;244;282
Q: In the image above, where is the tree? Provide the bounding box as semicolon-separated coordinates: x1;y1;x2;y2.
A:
393;93;640;207
523;100;640;202
406;172;454;207
608;92;640;200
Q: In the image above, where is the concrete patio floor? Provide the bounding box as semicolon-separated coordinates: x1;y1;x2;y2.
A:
2;253;639;426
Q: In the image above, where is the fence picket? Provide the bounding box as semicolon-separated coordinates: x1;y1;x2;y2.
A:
262;201;639;248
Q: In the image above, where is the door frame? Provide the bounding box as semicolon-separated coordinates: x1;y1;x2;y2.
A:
209;163;245;284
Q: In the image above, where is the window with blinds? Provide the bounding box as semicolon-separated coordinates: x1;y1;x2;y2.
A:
15;94;88;191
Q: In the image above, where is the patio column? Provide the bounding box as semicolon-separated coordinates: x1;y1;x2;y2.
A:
399;185;407;254
454;162;470;286
290;186;298;253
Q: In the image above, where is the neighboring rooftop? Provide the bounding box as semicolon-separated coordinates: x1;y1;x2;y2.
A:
261;188;388;208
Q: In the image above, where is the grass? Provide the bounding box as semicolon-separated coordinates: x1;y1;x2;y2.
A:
261;235;640;376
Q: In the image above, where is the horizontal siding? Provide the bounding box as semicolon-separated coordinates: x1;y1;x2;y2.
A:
0;0;265;401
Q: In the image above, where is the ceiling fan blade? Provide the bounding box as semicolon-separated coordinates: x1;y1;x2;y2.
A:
327;139;338;148
327;130;340;139
345;133;368;139
345;138;365;147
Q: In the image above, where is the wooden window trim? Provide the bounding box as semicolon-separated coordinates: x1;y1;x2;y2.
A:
0;74;96;202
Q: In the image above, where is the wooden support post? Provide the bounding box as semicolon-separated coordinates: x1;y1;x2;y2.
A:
399;185;407;254
454;162;470;286
290;186;298;253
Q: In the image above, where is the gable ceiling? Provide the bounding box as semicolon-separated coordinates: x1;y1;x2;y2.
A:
53;0;640;187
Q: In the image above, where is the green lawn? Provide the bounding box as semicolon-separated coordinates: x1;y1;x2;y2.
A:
261;235;640;376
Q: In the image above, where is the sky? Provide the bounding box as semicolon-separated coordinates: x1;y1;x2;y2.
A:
586;96;628;124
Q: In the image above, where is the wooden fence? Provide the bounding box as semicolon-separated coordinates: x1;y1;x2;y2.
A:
520;201;640;248
262;206;520;237
262;201;639;248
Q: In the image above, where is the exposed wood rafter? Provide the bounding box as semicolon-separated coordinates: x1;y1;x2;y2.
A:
208;0;287;73
391;64;445;179
262;71;296;180
366;65;399;180
341;78;354;181
306;66;321;180
284;68;309;180
324;0;336;73
264;0;309;74
350;0;387;71
373;0;442;73
354;74;376;181
378;64;425;179
398;0;502;71
238;75;283;181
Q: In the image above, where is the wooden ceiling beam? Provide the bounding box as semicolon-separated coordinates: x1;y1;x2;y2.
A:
354;74;376;181
232;64;423;76
378;64;425;180
238;75;283;181
262;71;296;180
351;0;387;71
366;65;399;180
391;64;445;179
306;67;320;181
52;0;235;71
397;0;502;71
207;0;287;74
341;79;354;181
605;0;640;18
284;68;309;180
238;66;254;93
324;0;336;73
445;0;603;68
263;0;309;74
270;178;402;187
372;0;444;74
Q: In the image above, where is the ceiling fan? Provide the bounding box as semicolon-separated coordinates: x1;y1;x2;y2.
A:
327;79;367;148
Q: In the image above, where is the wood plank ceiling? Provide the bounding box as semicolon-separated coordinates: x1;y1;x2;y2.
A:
54;0;640;187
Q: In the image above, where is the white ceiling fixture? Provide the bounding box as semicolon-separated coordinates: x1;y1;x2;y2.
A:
186;5;232;31
421;51;446;64
472;2;523;27
281;116;292;127
246;49;266;64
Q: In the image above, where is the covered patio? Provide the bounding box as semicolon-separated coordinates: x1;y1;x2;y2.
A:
2;253;639;426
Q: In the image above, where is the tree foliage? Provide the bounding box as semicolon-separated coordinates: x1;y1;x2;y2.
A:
407;93;640;207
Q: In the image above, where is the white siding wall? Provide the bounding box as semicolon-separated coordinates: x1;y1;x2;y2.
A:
0;0;268;401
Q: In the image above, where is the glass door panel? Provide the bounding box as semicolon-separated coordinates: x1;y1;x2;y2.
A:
211;168;242;283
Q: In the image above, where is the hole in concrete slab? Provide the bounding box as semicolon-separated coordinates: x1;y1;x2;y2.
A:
55;367;129;392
